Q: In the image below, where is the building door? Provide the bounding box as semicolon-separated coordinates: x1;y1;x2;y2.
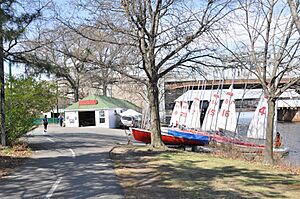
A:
79;111;96;127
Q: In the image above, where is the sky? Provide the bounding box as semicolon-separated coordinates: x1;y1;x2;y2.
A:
4;61;25;76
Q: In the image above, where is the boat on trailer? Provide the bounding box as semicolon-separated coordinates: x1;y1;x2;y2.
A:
131;128;210;146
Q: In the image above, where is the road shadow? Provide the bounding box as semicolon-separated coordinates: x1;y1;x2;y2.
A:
0;151;124;198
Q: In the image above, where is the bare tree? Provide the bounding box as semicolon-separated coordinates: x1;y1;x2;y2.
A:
214;0;300;164
84;35;134;96
288;0;300;33
68;0;234;148
0;0;45;146
24;27;95;102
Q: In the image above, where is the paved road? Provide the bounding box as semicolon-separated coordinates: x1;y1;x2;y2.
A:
0;125;130;199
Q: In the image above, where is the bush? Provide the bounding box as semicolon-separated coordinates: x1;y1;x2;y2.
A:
5;77;56;145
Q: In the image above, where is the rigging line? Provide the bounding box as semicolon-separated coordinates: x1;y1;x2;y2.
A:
178;84;188;127
202;74;215;131
192;80;202;129
185;83;194;127
224;67;237;132
214;69;225;132
209;69;223;132
185;81;194;128
199;80;206;129
234;68;251;138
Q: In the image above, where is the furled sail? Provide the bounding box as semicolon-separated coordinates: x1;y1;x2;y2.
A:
217;85;237;132
202;92;220;131
179;101;189;126
170;101;181;127
186;96;201;129
247;97;268;139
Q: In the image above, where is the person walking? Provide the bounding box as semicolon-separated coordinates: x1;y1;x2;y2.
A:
58;114;64;127
42;115;48;132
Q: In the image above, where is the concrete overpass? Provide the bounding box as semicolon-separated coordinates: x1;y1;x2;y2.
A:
165;78;299;90
163;78;300;122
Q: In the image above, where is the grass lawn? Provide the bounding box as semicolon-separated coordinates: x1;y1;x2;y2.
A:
111;145;300;199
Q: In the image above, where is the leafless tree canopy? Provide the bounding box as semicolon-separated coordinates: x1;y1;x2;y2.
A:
64;0;236;147
211;0;300;163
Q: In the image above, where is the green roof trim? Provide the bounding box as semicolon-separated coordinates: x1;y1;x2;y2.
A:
65;95;140;111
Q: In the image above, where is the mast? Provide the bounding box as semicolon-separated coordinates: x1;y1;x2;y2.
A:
234;69;251;137
208;70;222;131
202;74;215;131
224;67;237;132
188;80;201;129
179;85;189;127
214;69;225;131
199;80;206;129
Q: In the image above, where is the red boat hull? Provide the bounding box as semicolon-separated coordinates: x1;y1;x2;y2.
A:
131;128;207;146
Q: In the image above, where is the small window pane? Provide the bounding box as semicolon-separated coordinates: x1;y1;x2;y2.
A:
100;118;105;123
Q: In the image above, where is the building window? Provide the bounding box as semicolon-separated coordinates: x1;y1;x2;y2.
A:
99;110;105;123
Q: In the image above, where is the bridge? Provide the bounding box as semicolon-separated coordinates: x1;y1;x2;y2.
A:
163;78;300;122
165;78;299;90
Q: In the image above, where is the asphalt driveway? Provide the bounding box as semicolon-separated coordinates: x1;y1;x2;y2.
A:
0;125;129;199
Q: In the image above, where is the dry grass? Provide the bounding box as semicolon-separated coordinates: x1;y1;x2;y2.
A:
0;143;32;178
111;145;300;199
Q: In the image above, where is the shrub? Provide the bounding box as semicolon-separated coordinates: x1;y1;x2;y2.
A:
5;77;56;145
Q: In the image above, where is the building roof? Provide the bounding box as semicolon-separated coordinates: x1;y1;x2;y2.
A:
65;95;140;111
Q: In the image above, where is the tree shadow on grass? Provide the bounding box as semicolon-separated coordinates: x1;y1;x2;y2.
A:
112;149;300;199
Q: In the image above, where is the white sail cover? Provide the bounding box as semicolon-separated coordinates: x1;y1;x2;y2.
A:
186;97;201;129
179;101;189;126
217;85;237;132
247;97;268;139
202;92;220;131
170;101;181;127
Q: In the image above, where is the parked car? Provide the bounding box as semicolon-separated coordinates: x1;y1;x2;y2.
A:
120;115;139;128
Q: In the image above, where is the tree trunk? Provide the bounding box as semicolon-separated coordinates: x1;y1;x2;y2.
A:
288;0;300;34
264;98;275;164
103;84;107;96
74;87;79;102
148;81;165;148
0;33;6;146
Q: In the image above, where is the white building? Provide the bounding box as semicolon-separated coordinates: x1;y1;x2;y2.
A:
64;95;140;128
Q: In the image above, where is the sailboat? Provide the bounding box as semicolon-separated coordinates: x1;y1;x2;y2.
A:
165;85;251;146
187;85;263;147
186;96;201;129
217;85;237;132
168;85;271;149
247;96;268;139
179;101;189;126
202;92;220;131
246;96;289;154
169;101;181;127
